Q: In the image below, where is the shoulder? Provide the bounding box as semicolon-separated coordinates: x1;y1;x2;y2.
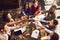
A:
4;24;8;28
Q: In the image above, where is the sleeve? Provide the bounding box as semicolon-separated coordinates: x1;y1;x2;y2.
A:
8;25;20;30
45;28;54;33
41;20;50;23
21;9;26;16
35;21;43;27
5;34;8;40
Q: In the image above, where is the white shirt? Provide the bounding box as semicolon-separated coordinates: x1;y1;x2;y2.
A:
33;14;46;21
5;25;19;35
33;14;46;29
0;33;8;40
14;26;26;33
45;25;54;33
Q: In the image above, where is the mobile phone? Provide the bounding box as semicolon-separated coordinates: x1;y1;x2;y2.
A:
31;29;39;39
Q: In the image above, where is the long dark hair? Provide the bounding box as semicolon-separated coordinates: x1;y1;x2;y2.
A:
49;5;56;13
2;12;10;22
0;23;5;31
23;2;29;9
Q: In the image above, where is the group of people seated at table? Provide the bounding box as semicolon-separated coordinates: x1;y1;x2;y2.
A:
0;0;59;40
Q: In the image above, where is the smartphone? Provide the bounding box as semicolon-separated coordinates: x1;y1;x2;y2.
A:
31;29;39;39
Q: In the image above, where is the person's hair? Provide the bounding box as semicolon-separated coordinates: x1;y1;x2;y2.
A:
53;19;58;25
33;0;38;3
24;2;29;9
0;23;5;31
50;5;56;9
49;5;56;12
52;5;56;9
2;12;10;22
51;33;59;40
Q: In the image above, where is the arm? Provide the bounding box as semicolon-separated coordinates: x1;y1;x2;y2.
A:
6;20;22;25
5;24;20;30
45;28;54;36
8;25;20;30
41;20;50;24
21;9;26;16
